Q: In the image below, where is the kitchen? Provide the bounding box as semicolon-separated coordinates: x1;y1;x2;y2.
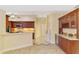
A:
0;5;79;54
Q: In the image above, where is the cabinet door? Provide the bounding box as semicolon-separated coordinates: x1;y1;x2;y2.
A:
58;36;71;53
58;36;65;50
59;19;63;34
58;36;62;48
62;16;70;28
70;12;77;28
60;37;69;53
70;40;79;54
63;38;70;54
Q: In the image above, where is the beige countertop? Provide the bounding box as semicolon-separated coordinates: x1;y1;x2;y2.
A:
0;32;34;36
58;34;79;40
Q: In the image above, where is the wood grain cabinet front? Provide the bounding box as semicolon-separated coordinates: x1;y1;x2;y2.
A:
69;11;77;28
70;40;79;54
59;9;78;35
58;36;70;53
58;36;79;54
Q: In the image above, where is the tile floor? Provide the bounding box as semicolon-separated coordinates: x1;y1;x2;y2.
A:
3;44;65;54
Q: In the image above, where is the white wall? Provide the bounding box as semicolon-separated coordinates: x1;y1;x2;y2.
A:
0;9;6;51
47;12;65;44
0;9;6;34
9;16;35;21
35;17;48;44
34;12;66;44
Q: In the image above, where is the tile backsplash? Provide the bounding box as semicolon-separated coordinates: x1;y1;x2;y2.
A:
63;28;76;38
63;28;76;34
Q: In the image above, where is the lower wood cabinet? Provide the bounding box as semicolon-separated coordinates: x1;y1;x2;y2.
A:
58;36;79;54
58;36;70;53
70;41;79;54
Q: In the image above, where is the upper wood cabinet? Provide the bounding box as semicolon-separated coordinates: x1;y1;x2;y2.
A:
59;9;77;29
59;16;70;28
59;8;79;38
59;16;70;34
10;21;34;28
69;11;77;28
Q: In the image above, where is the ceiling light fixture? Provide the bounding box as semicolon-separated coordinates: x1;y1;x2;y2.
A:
10;13;16;19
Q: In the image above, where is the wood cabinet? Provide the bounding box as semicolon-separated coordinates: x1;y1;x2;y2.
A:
59;16;70;28
58;8;79;54
6;15;10;32
58;36;79;54
59;16;70;34
59;10;77;29
59;8;79;38
58;36;70;53
69;11;77;28
11;21;34;28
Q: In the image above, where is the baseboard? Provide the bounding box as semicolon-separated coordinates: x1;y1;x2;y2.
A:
0;44;33;54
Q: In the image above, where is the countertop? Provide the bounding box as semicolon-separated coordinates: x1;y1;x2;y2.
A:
0;32;34;36
58;34;79;40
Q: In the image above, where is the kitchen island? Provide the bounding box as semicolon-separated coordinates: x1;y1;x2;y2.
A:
0;32;33;53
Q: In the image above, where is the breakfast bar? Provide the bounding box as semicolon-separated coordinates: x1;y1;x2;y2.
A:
0;32;33;53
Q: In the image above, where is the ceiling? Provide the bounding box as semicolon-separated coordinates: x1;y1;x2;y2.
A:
0;5;77;15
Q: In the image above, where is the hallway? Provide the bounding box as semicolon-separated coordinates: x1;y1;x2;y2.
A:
3;44;64;54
